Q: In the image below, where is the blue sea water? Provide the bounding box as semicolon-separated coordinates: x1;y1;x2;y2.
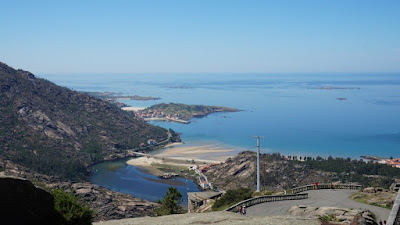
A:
41;73;400;159
40;73;400;202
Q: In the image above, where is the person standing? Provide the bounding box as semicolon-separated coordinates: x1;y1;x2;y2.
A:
242;205;246;215
239;206;242;215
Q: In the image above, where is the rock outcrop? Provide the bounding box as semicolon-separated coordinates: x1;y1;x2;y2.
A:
0;177;63;225
289;205;376;225
1;160;157;222
351;187;397;209
93;212;320;225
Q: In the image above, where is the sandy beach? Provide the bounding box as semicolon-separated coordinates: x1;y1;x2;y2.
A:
121;106;146;112
126;143;235;176
157;145;234;161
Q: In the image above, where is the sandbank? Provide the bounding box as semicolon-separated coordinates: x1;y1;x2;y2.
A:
121;107;146;112
163;142;184;148
157;144;234;161
126;143;235;176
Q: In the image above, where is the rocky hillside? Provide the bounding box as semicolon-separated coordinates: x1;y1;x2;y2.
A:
205;151;337;191
0;62;168;180
1;159;157;221
206;151;400;191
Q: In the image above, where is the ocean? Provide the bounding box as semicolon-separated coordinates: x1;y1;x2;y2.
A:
41;73;400;159
39;73;400;202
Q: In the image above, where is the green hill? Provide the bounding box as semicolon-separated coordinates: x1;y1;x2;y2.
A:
0;62;168;181
143;103;239;120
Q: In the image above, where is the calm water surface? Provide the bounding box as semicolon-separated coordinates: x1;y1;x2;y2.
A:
90;159;199;204
41;73;400;158
40;73;400;202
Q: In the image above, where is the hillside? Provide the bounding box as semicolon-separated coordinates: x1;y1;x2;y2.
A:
0;62;169;180
205;151;337;191
205;151;400;191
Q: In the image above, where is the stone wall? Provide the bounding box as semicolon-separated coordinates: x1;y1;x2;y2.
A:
387;189;400;225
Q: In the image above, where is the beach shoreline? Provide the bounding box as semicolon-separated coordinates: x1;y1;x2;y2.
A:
126;143;235;177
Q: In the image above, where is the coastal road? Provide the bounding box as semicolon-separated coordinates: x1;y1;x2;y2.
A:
247;189;391;222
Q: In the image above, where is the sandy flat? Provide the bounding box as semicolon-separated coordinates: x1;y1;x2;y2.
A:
157;145;234;161
163;142;184;148
126;143;235;175
121;107;146;112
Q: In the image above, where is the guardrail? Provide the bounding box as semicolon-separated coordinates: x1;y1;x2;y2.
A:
387;189;400;225
225;193;308;212
292;183;362;194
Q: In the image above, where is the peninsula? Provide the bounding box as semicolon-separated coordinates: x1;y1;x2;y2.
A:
134;103;240;124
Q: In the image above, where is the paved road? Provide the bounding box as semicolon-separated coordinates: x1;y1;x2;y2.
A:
247;189;391;222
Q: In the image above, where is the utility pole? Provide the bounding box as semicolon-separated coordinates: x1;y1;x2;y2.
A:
253;136;262;192
264;162;267;193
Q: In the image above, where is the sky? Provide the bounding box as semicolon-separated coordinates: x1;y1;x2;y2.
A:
0;0;399;74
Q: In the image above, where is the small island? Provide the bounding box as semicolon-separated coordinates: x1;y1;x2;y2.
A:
86;92;161;102
135;103;240;124
310;86;360;90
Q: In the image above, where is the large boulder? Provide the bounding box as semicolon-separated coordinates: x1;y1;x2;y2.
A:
0;177;62;225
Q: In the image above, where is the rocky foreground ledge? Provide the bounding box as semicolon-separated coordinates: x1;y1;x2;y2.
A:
0;161;157;221
94;212;320;225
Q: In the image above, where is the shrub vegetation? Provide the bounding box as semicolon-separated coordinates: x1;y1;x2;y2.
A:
52;189;93;225
212;188;253;211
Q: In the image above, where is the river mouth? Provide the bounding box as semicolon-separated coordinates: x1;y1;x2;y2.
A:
90;158;200;204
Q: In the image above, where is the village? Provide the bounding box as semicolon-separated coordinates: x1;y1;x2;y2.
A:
362;156;400;168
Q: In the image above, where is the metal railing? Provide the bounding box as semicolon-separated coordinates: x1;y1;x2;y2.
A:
292;183;362;194
225;193;308;212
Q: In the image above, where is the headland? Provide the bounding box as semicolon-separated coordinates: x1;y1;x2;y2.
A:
134;103;240;124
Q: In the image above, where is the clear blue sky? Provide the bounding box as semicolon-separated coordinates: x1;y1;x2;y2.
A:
0;0;399;74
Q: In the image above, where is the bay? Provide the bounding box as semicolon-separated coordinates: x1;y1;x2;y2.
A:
41;72;400;203
41;73;400;158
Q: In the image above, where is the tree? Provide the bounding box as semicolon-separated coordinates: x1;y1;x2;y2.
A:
155;187;183;216
52;189;93;225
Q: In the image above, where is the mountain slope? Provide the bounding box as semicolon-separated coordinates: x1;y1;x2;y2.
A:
0;62;168;180
205;151;400;191
205;151;337;191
